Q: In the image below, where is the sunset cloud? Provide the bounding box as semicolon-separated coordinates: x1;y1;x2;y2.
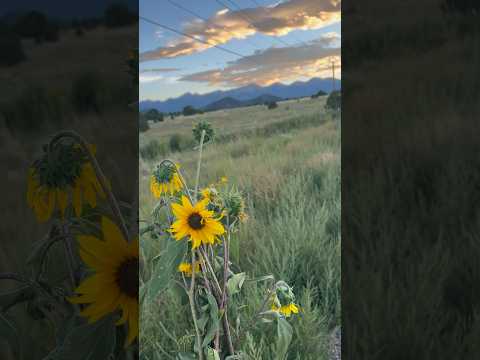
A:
140;0;341;61
179;33;340;87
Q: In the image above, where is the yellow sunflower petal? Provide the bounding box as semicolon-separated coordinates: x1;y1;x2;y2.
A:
101;217;129;254
84;183;97;208
56;189;68;218
73;183;83;216
125;300;139;346
195;197;209;211
180;195;194;211
171;203;189;218
116;296;130;325
77;235;113;262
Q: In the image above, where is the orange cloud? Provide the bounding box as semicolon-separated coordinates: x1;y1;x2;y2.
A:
140;0;341;61
179;34;341;87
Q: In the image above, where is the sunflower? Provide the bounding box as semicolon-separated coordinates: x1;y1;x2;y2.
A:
150;162;182;197
170;196;225;249
68;217;139;346
27;143;105;222
272;302;299;317
178;261;201;277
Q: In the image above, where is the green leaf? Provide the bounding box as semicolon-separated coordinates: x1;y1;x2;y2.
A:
275;317;293;360
206;347;220;360
0;313;22;359
146;239;187;302
226;272;246;296
202;293;220;348
42;315;116;360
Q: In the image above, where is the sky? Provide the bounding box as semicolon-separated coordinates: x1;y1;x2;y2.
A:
139;0;341;101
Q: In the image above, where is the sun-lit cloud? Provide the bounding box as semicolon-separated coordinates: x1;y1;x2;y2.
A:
140;68;181;73
139;74;165;83
179;33;341;87
140;0;341;61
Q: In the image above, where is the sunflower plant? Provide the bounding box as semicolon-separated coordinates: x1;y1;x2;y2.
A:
1;130;138;359
140;130;299;359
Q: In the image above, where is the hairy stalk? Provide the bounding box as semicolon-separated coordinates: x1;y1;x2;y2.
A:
60;223;77;292
189;249;204;360
49;131;129;240
194;130;206;200
199;247;222;297
220;219;234;355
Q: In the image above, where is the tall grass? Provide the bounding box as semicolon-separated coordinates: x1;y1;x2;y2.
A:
139;102;340;359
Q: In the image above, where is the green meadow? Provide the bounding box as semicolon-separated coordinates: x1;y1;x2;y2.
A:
139;97;341;359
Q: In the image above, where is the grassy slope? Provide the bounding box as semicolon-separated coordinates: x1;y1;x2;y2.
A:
140;98;341;359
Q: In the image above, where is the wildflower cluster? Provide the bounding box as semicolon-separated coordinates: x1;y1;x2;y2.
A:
141;130;298;359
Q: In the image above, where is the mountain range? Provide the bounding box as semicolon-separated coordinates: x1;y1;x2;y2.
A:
140;77;341;113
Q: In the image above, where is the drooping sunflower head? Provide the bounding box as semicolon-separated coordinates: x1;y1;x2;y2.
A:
150;162;182;198
271;302;299;317
276;281;296;304
170;196;225;249
68;217;139;346
27;142;104;221
33;142;87;190
270;281;299;317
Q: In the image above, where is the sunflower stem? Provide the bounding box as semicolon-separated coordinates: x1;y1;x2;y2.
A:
188;249;204;360
48;131;129;240
194;130;206;201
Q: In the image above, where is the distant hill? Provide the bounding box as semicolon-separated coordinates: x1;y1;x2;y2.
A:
204;94;283;112
140;77;341;113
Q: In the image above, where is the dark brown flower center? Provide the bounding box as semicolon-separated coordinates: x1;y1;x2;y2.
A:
188;213;204;230
115;257;139;299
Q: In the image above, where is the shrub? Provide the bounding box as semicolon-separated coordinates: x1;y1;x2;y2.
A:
14;11;59;43
104;3;136;28
0;86;64;132
267;101;278;109
192;121;215;144
71;71;105;114
0;23;25;67
311;90;327;99
183;105;200;116
74;27;85;37
140;139;166;160
326;90;341;111
144;109;163;122
139;117;150;133
169;134;182;152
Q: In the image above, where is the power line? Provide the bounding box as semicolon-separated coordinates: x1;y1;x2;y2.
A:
165;0;262;49
139;15;262;66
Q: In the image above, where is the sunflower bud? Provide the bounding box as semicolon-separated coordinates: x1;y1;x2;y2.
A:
220;188;246;221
